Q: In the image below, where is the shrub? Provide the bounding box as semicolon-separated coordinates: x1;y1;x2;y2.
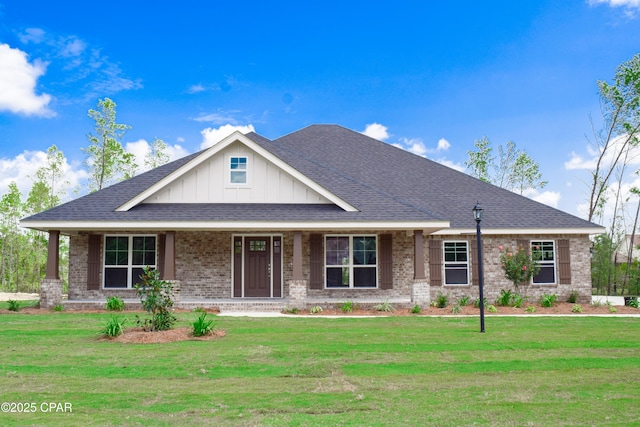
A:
102;315;126;337
410;304;421;314
626;297;639;308
473;297;487;308
487;304;498;313
451;304;461;314
496;289;513;306
192;312;214;337
105;296;125;311
52;304;64;312
310;305;323;314
458;295;470;306
435;292;448;308
283;306;299;314
373;301;395;312
566;290;579;304
571;304;582;313
540;293;557;308
609;305;617;313
498;244;541;289
7;299;20;312
134;267;177;332
524;306;536;313
340;301;354;313
512;294;524;308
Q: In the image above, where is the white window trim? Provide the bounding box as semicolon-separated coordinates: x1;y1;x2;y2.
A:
324;235;378;289
103;234;157;289
443;240;470;286
532;240;556;285
229;155;248;185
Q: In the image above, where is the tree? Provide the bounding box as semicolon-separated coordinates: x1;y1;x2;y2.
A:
145;137;170;170
0;183;24;291
465;137;547;194
83;98;135;192
585;53;640;223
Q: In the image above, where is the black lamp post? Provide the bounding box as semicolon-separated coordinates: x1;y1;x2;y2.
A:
472;202;485;333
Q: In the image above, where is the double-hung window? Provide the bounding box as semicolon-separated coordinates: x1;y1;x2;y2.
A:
532;240;555;284
325;235;377;288
104;235;157;288
443;241;469;285
229;156;247;184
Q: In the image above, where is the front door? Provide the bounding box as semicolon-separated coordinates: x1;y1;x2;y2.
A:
244;236;271;297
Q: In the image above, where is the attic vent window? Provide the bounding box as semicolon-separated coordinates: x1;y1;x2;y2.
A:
230;156;247;184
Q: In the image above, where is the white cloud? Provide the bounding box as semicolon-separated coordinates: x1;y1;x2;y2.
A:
435;158;465;172
0;43;54;117
125;139;190;173
565;134;640;170
187;84;205;94
200;124;256;150
437;138;450;151
18;28;46;44
361;123;389;141
0;150;87;201
589;0;640;17
193;111;242;124
522;188;561;208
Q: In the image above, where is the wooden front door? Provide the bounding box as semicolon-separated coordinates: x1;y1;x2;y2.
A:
244;237;271;297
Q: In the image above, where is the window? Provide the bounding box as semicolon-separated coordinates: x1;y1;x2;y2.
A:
325;235;377;288
229;156;247;184
532;241;555;284
443;241;469;285
104;235;156;288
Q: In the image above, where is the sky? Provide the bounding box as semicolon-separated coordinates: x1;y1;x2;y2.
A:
1;0;639;223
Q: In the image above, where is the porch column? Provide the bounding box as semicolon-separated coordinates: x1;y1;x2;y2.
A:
292;231;303;280
289;231;307;308
164;231;176;280
412;230;430;306
41;230;63;309
414;230;425;279
45;230;60;280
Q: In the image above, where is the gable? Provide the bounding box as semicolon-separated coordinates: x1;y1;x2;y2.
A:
142;141;332;204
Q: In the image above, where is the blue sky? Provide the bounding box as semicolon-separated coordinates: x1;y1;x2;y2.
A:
1;0;639;220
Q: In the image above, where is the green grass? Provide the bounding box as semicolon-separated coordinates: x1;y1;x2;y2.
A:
0;313;639;426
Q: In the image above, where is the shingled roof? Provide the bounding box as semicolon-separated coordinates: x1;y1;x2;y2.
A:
21;124;603;234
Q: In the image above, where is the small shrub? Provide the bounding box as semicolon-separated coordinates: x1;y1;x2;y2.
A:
609;305;617;313
591;299;602;308
340;301;354;313
524;306;536;313
192;307;206;313
626;297;639;308
105;296;125;311
102;315;126;338
7;299;20;312
512;294;524;308
571;304;582;313
373;301;395;312
410;304;421;314
451;304;461;314
566;290;579;304
473;297;487;308
52;304;64;312
487;304;498;313
192;312;214;337
309;305;323;314
496;289;513;306
458;295;470;306
283;306;299;314
540;293;557;308
435;292;448;308
135;267;177;331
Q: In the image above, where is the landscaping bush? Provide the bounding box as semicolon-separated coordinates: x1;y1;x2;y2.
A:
134;267;176;331
105;296;125;311
192;312;214;337
340;301;354;313
435;292;448;308
102;315;126;337
373;301;395;312
7;299;20;312
540;293;557;308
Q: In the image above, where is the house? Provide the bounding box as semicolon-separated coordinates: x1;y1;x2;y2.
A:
614;234;640;265
21;124;605;310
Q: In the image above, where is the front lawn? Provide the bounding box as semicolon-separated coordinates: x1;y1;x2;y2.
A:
0;313;638;426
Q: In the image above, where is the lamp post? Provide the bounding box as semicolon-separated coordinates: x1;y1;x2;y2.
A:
472;202;485;333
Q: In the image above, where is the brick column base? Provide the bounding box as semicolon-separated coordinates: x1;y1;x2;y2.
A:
412;281;430;306
40;278;63;309
288;279;308;308
168;280;181;303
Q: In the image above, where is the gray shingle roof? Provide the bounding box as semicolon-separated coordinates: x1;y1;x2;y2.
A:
22;124;601;232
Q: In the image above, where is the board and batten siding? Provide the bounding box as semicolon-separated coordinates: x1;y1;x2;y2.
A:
143;142;332;204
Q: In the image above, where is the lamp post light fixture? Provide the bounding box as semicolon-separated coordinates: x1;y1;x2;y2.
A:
472;202;485;333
